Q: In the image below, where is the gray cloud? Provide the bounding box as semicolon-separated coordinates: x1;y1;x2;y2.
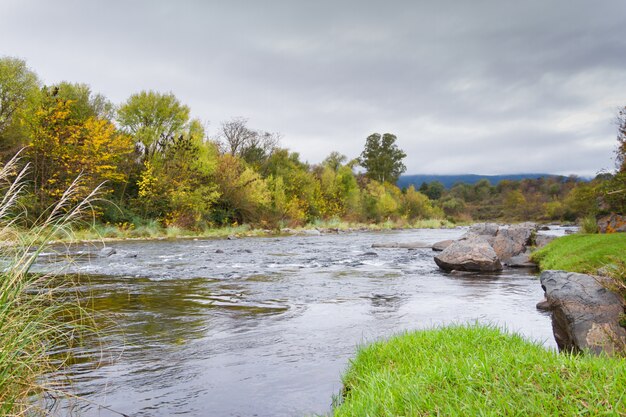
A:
1;0;625;176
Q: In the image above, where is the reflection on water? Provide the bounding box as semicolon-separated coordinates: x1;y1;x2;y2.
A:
38;228;556;417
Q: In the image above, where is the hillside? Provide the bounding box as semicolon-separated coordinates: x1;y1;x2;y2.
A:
397;173;567;189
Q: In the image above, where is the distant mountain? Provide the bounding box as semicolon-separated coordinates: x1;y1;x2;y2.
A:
397;173;568;189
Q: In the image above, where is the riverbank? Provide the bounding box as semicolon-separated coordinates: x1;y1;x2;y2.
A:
333;324;626;416
42;218;456;244
531;233;626;299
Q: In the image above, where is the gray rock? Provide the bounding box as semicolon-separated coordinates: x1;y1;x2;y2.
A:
597;213;626;233
491;234;525;261
534;234;557;248
215;249;224;254
227;235;237;240
467;223;500;237
363;251;378;257
536;298;551;310
372;241;431;249
484;223;537;261
505;251;536;268
432;239;454;252
497;223;535;247
434;235;502;272
540;270;626;355
539;225;550;231
98;247;116;257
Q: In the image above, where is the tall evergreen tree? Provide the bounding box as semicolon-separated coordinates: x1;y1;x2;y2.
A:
359;133;406;184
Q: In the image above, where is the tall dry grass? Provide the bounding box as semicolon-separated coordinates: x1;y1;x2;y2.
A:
0;152;100;416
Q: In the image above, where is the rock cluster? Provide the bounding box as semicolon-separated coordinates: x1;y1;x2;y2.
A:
597;213;626;233
539;270;626;355
433;222;537;272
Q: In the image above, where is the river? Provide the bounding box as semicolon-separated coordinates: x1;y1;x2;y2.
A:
39;228;556;417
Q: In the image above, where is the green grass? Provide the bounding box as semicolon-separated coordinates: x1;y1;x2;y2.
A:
333;324;626;417
531;233;626;276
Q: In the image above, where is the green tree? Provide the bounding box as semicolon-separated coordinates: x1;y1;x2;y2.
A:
117;90;191;159
52;82;113;121
322;151;347;172
424;181;445;200
0;57;40;159
359;133;406;184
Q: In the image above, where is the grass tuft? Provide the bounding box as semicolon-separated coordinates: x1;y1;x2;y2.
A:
333;324;626;416
0;153;96;415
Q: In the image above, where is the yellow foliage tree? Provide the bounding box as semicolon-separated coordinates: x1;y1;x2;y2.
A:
28;91;133;211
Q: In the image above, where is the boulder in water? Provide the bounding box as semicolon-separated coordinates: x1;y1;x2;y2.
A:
504;251;536;268
432;240;454;252
434;235;502;272
466;223;500;237
99;247;116;257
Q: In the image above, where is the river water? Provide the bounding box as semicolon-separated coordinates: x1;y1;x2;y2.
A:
41;228;556;417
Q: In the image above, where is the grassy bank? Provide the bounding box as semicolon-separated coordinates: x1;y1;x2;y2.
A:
531;233;626;275
333;325;626;416
531;233;626;300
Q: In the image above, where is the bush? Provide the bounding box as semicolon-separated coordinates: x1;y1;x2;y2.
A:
580;215;599;234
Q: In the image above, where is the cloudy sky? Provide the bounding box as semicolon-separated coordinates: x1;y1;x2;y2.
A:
1;1;625;176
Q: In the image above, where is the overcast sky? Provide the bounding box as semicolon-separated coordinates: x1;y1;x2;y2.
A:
1;0;625;176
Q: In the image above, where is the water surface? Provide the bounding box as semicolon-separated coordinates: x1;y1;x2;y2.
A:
41;228;556;417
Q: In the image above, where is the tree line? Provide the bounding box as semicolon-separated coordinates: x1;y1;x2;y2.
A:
1;56;624;230
0;57;435;230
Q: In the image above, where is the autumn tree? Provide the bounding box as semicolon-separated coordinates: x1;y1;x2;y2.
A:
212;154;270;225
263;149;321;225
360;133;406;184
317;154;360;218
136;120;220;227
401;186;443;220
27;86;133;212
